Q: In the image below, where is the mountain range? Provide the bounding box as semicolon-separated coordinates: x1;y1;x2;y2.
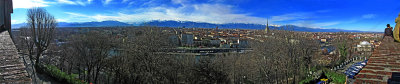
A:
13;21;132;28
12;20;369;32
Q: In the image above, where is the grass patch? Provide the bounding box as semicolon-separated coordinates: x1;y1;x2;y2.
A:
37;64;87;84
299;77;314;84
323;68;346;84
299;68;346;84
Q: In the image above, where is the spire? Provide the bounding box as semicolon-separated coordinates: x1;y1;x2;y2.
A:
265;19;269;33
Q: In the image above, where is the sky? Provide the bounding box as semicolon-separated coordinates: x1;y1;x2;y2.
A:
11;0;400;32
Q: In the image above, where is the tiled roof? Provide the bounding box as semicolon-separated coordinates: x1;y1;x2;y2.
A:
0;31;31;83
354;36;400;84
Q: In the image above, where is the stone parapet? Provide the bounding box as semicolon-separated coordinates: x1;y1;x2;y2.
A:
0;31;31;83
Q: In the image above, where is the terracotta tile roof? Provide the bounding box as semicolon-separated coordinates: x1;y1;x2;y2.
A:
354;36;400;84
0;31;31;83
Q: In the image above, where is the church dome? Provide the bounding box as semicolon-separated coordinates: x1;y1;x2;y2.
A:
360;41;371;46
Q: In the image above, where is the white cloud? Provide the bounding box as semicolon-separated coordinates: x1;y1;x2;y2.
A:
282;20;341;29
63;3;268;24
57;0;77;5
76;1;87;6
88;0;93;3
103;0;113;5
140;0;157;7
362;14;376;19
207;0;226;3
267;11;343;28
314;22;341;27
122;0;130;3
56;0;93;6
59;1;338;29
172;0;186;5
11;19;26;24
65;12;87;16
13;0;50;9
270;12;312;21
11;20;17;23
56;19;67;22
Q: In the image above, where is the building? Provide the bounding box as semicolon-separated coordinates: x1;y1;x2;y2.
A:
320;38;327;43
238;39;249;48
357;41;372;52
168;35;180;46
265;19;269;33
356;41;373;59
181;34;194;46
210;39;221;47
220;44;230;48
0;0;13;33
193;39;202;47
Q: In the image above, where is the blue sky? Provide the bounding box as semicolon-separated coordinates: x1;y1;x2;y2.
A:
11;0;400;31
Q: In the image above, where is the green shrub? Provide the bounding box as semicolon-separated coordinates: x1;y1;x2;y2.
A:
300;68;346;84
323;68;346;83
299;77;314;84
39;64;87;84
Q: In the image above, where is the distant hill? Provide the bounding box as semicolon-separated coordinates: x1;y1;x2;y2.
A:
11;23;27;28
141;20;367;32
141;20;265;29
12;20;368;32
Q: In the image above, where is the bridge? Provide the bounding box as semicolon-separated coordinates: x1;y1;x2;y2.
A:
354;36;400;83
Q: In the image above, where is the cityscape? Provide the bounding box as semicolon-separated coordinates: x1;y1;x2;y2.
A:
2;0;400;84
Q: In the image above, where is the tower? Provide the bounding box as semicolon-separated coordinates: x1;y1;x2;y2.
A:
265;19;269;33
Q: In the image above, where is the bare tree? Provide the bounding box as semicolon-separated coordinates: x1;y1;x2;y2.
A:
17;28;36;62
26;7;57;65
68;31;114;83
47;27;321;84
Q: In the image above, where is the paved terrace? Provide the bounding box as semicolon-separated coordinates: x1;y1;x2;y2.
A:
355;36;400;84
0;31;31;83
